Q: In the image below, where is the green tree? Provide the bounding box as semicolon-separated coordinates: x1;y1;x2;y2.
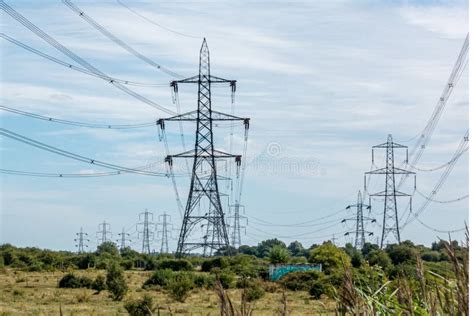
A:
361;242;379;257
287;241;305;256
106;262;128;301
367;249;392;270
385;242;416;265
268;245;290;264
256;239;286;258
97;242;120;257
308;242;350;274
238;245;258;256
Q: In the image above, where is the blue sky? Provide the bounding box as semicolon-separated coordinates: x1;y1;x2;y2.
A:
0;0;469;251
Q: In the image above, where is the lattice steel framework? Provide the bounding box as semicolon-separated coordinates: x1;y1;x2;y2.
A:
343;191;375;250
159;39;249;256
365;134;416;248
75;227;89;253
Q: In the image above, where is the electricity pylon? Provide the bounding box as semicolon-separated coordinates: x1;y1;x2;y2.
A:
117;227;131;250
158;38;250;256
342;191;375;250
137;210;154;254
157;212;172;254
74;227;89;253
97;221;112;244
365;134;416;248
228;202;247;249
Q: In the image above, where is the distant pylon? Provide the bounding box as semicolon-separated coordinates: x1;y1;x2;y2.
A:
343;191;375;250
158;38;250;256
228;202;247;249
74;227;89;253
137;210;154;254
117;227;131;250
365;134;416;248
97;221;112;244
157;212;172;254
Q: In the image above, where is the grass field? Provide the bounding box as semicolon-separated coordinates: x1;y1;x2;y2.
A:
0;268;335;315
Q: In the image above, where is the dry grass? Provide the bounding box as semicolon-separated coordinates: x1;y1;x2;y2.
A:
0;269;335;315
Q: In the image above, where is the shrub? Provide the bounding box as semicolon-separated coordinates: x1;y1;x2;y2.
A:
289;256;308;264
193;273;214;289
156;259;193;271
143;269;174;288
167;272;194;302
214;269;235;289
201;257;230;272
121;259;134;270
58;273;93;289
75;254;96;270
92;275;106;292
308;281;326;299
106;263;128;301
241;280;265;302
279;271;321;291
124;295;156;315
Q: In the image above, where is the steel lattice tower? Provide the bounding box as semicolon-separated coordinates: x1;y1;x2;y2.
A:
97;221;112;244
228;202;247;249
74;227;89;253
343;191;375;250
117;227;131;250
137;210;154;254
157;212;172;254
365;134;416;248
159;39;249;256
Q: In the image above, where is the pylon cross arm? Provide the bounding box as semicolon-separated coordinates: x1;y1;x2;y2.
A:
159;110;248;124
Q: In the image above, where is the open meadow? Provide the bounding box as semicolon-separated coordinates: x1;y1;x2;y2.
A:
0;269;334;315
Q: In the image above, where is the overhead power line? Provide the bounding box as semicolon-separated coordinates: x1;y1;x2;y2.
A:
0;127;188;177
63;0;184;78
0;33;169;87
407;147;468;172
116;0;201;39
0;105;157;129
0;1;176;115
247;207;347;227
413;216;466;234
401;34;468;180
402;130;469;227
415;189;468;204
0;160;164;178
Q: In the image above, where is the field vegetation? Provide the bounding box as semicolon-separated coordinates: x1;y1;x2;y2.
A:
0;234;468;315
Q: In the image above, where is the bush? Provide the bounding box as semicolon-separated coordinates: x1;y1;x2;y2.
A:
308;281;326;299
58;273;93;289
106;263;128;301
229;255;261;278
143;269;174;288
201;257;230;272
92;275;106;292
124;295;156;315
279;271;321;291
214;269;235;289
167;272;194;302
241;280;265;302
156;259;193;271
193;273;214;289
